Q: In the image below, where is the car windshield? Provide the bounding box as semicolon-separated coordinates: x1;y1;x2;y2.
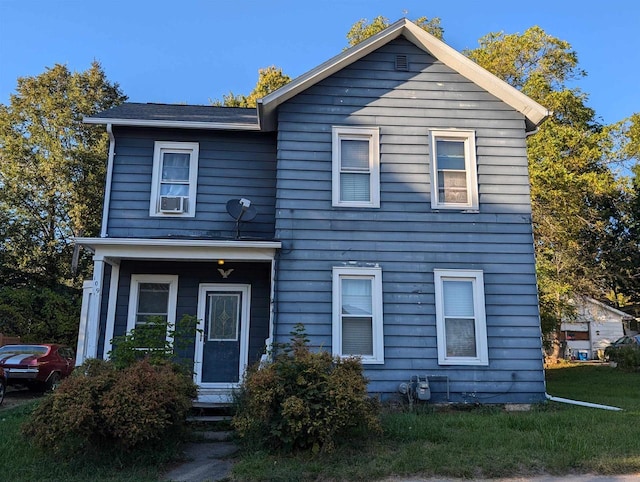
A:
0;345;48;356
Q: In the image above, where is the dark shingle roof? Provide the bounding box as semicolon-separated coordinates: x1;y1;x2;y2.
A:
85;102;259;130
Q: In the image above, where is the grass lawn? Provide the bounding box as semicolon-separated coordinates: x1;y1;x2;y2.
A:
2;364;640;481
0;402;175;482
232;363;640;481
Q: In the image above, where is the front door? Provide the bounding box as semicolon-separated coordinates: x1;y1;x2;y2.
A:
195;284;250;388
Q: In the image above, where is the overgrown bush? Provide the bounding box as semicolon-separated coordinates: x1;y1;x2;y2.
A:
22;358;197;456
605;345;640;370
232;324;381;453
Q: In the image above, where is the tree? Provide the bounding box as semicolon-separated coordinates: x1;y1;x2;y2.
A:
346;15;444;46
467;28;631;337
0;62;126;345
213;66;291;107
0;62;126;286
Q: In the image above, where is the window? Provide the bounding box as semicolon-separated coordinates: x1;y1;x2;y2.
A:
332;266;384;364
332;126;380;207
429;130;478;210
150;141;199;217
127;275;178;348
206;292;241;341
434;269;488;365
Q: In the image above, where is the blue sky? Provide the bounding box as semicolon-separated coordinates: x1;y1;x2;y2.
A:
1;0;638;125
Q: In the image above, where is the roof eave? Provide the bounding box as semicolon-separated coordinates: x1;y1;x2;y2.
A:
258;19;408;131
259;18;550;131
83;116;261;131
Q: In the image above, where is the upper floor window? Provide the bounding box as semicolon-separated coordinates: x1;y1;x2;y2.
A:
332;266;384;364
332;126;380;208
150;141;199;217
434;269;488;366
429;130;478;210
127;274;178;349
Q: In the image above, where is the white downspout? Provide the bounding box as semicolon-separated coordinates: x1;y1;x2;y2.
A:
100;123;115;238
546;393;622;411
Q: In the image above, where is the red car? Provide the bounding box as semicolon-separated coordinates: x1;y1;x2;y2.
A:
0;344;75;391
0;367;6;405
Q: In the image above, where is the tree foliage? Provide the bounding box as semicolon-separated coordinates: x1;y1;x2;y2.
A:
346;15;444;46
466;27;637;334
213;66;291;107
0;62;126;343
0;62;126;285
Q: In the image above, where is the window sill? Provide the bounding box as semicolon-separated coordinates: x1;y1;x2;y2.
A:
438;358;488;366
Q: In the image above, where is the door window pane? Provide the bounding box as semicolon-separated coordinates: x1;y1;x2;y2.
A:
207;293;240;341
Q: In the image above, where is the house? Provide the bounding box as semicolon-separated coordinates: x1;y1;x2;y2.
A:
75;19;549;405
560;296;630;360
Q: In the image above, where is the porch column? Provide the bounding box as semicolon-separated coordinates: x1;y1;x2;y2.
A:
84;258;104;360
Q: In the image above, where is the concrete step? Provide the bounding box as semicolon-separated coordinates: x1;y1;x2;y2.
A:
186;415;232;423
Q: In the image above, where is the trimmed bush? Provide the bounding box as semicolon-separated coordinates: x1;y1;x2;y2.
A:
22;359;197;456
232;324;381;453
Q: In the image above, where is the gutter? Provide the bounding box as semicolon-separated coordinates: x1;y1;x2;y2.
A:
545;393;622;411
100;123;115;238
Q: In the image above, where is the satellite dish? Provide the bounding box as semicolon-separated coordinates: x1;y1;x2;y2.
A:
226;198;257;238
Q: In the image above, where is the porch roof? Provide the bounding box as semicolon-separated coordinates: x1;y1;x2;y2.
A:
74;237;281;263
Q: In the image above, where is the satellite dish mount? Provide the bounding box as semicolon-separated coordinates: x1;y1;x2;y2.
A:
226;198;257;239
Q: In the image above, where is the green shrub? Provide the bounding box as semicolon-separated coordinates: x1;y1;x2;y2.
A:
22;359;197;456
232;324;381;453
108;313;199;371
605;345;640;370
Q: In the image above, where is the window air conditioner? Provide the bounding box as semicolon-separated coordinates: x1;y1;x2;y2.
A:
159;196;185;213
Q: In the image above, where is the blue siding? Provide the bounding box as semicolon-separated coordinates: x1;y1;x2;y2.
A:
105;260;271;366
107;127;276;239
273;37;545;403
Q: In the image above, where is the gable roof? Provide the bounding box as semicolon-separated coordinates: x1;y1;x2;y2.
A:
575;296;635;320
258;18;549;132
85;103;259;130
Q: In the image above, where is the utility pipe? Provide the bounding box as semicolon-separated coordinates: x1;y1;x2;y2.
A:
546;393;623;411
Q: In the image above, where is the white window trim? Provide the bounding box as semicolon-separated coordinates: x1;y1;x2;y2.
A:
429;130;478;210
126;274;179;345
331;126;380;208
434;269;488;366
150;141;199;217
332;266;384;364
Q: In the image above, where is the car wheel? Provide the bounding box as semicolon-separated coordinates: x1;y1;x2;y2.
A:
0;379;5;405
46;372;61;392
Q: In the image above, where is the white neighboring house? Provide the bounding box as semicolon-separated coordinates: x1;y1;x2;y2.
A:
561;297;631;360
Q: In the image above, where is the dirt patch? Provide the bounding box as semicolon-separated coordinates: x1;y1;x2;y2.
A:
1;387;42;410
